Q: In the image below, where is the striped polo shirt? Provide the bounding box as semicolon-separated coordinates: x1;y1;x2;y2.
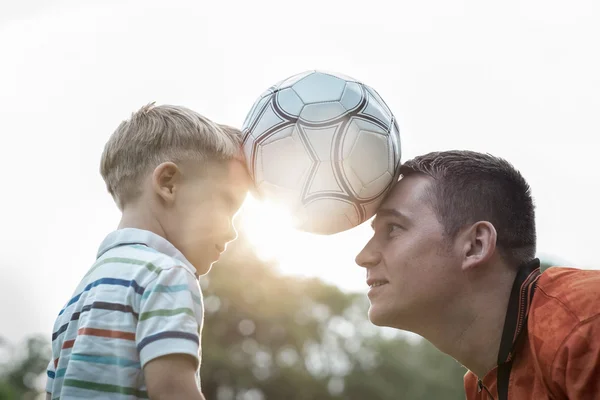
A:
46;228;204;399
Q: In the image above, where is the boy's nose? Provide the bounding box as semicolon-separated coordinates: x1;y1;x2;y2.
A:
225;223;238;244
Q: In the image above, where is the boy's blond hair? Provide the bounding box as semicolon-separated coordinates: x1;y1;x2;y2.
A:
100;102;242;209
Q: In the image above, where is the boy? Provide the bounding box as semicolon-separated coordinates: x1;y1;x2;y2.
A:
46;103;250;399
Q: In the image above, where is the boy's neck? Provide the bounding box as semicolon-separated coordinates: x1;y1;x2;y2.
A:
118;205;167;239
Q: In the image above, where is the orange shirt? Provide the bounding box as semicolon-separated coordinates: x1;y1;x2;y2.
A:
464;261;600;400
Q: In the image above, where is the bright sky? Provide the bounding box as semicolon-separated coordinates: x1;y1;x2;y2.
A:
1;0;599;343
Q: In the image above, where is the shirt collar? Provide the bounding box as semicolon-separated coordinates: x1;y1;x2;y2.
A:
497;258;542;365
96;228;198;278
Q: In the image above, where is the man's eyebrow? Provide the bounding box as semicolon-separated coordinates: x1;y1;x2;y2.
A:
370;208;410;229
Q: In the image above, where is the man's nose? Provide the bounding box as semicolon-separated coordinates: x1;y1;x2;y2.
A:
355;239;381;269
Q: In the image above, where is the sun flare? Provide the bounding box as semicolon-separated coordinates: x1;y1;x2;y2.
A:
236;194;299;262
234;194;373;293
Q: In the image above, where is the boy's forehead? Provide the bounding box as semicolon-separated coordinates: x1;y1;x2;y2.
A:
214;160;253;200
226;159;252;187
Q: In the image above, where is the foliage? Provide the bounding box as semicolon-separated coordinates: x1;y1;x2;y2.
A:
5;235;556;399
0;335;50;400
199;238;466;400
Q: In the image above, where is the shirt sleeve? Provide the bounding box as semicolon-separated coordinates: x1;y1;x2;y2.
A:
551;317;600;399
136;266;204;369
45;359;55;394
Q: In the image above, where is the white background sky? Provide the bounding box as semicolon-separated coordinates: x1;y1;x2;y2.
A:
1;0;599;343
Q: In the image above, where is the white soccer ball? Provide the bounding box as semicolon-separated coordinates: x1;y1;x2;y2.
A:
241;70;402;235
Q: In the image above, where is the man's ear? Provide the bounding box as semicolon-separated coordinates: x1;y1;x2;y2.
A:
152;162;180;205
460;221;497;271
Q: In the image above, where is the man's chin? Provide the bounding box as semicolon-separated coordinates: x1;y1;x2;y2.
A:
367;307;392;327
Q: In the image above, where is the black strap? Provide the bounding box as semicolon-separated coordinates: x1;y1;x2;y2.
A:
496;259;541;400
497;360;512;400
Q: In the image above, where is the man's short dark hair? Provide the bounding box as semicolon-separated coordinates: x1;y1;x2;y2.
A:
400;150;536;267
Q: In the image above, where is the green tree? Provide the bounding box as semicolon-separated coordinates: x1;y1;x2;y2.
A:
200;236;467;399
6;233;525;400
0;335;50;400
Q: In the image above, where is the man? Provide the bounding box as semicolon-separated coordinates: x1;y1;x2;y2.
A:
356;150;600;399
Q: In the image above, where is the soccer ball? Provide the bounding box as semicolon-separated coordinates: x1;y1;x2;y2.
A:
241;70;401;235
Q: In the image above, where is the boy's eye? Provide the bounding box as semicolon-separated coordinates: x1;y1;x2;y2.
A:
386;224;403;234
219;192;237;211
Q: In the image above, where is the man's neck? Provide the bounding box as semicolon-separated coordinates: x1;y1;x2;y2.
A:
409;269;516;378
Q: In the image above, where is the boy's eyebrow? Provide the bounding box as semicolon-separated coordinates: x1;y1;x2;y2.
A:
222;191;236;207
222;189;245;210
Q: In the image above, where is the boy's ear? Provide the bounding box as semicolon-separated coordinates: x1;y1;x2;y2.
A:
460;221;497;271
152;162;180;204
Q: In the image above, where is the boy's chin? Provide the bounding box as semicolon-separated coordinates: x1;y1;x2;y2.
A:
186;247;221;276
194;261;213;276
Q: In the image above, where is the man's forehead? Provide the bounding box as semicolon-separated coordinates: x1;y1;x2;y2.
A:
381;174;433;209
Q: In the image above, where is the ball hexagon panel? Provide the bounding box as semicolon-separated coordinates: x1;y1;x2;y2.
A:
339;82;363;112
291;72;346;104
348;129;391;188
362;95;392;128
248;101;284;142
242;93;273;134
365;86;391;116
359;170;393;199
340;119;362;160
302;198;357;235
299;102;347;123
275;70;315;91
306;162;343;195
340;159;364;197
258;133;312;190
261;125;295;146
275;88;304;118
300;124;340;162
